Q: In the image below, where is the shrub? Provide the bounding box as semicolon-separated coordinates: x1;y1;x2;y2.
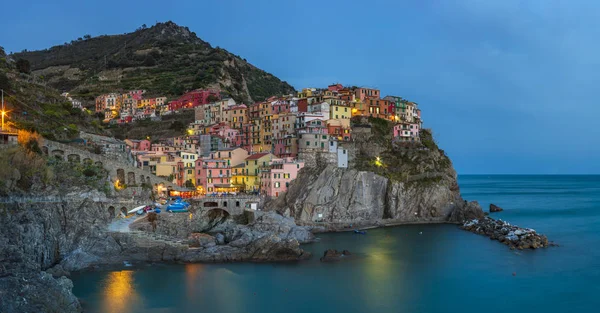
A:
83;168;96;177
17;130;43;154
0;72;10;91
16;59;31;74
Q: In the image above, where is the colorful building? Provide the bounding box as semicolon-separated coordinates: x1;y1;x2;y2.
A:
243;153;274;192
168;89;220;111
354;87;380;101
260;158;305;197
195;158;233;194
393;122;421;142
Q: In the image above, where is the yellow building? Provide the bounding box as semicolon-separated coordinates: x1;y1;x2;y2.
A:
231;163;246;189
180;151;198;186
156;162;178;181
298;88;315;98
243;153;274;192
330;104;352;121
212;148;249;167
350;99;366;117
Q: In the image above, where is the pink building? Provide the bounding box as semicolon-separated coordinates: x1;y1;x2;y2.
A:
328;84;343;92
354;87;380;101
260;158;305;197
125;139;151;151
129;90;146;100
195;158;232;193
208;123;238;144
273;137;298;158
272;99;291;114
393;122;421;142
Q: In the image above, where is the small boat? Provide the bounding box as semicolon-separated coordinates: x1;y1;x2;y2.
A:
136;209;144;215
167;206;189;213
154;208;161;213
127;205;146;215
123;261;132;267
167;200;190;212
354;230;367;235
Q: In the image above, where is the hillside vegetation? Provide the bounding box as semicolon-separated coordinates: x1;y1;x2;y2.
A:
353;117;454;185
12;21;296;104
106;110;195;140
0;46;100;140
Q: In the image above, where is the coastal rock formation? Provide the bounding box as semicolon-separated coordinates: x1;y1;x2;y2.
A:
490;204;504;213
267;129;484;226
131;209;314;245
461;218;551;249
273;163;483;226
0;197;111;313
0;194;313;312
320;249;352;262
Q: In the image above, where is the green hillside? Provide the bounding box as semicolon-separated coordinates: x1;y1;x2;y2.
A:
12;21;296;105
1;46;100;140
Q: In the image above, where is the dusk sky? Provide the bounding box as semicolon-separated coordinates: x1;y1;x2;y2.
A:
1;0;598;174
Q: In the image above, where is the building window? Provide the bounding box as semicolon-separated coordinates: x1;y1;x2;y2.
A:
275;182;280;188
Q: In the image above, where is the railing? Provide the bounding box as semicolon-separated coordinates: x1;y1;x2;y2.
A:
190;194;260;200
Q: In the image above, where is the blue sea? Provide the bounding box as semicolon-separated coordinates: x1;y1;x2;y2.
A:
71;175;600;313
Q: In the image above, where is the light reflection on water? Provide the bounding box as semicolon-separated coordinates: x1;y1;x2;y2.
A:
101;270;139;313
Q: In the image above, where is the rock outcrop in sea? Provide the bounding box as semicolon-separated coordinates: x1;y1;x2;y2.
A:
320;249;352;262
490;203;504;213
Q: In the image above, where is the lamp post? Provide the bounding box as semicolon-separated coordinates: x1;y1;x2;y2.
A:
1;89;4;131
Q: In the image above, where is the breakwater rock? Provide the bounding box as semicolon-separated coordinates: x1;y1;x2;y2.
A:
461;217;551;250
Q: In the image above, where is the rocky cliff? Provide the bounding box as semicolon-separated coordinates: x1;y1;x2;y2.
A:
0;194;313;312
267;119;484;227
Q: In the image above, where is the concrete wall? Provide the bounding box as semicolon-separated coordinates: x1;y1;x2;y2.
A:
190;195;260;216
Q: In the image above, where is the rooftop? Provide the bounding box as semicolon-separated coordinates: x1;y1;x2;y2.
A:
246;152;271;160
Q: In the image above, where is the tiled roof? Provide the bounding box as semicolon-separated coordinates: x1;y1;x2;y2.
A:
246;153;270;160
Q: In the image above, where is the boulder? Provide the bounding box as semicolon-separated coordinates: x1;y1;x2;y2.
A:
490;204;504;213
320;249;351;262
449;201;485;223
187;233;216;248
214;233;226;245
45;264;71;278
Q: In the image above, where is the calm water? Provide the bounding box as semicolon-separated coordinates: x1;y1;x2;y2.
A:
72;175;600;313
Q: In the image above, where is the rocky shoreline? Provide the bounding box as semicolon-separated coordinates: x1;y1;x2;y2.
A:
0;198;553;313
460;217;554;250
